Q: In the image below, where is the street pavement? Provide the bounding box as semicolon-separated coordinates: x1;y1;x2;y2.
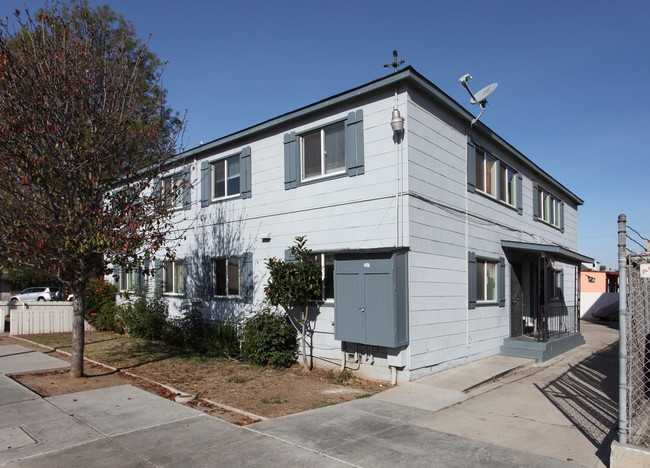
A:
0;320;618;467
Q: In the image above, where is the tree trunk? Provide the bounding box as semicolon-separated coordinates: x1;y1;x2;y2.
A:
302;320;310;372
70;288;86;378
301;303;312;371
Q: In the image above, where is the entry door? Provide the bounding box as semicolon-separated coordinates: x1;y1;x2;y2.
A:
511;263;524;337
334;253;407;347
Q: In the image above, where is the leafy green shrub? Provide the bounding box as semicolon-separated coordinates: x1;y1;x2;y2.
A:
119;294;172;341
169;301;240;357
84;278;120;332
241;309;297;367
201;320;240;357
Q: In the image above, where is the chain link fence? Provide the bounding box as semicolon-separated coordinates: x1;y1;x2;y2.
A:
625;254;650;447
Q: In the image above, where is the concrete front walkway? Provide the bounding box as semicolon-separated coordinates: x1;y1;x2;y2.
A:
0;321;618;467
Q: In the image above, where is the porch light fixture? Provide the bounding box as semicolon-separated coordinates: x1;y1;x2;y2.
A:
390;108;404;134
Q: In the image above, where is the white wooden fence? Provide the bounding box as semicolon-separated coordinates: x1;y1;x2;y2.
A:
5;302;93;335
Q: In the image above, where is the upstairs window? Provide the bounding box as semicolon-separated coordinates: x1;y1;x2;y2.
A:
162;173;186;209
467;136;522;214
284;110;364;189
200;147;252;206
302;122;346;181
476;149;516;208
211;155;240;200
476;150;497;197
534;185;564;230
499;164;517;206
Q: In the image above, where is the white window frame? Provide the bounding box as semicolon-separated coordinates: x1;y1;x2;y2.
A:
163;260;184;295
300;121;346;182
477;258;498;303
477;148;517;208
311;253;335;301
162;173;185;210
212;257;241;297
211;155;240;200
499;164;517;207
119;269;135;292
539;189;561;228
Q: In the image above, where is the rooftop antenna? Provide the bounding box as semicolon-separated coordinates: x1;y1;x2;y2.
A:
384;50;405;73
458;74;498;125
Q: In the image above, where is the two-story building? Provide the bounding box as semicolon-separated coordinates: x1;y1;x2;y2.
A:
120;66;592;383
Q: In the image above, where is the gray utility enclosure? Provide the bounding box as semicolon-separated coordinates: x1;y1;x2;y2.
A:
116;66;592;383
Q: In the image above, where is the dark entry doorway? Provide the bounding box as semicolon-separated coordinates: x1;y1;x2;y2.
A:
510;260;536;337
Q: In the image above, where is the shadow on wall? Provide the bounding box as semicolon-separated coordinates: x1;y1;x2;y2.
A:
187;202;259;323
535;337;619;465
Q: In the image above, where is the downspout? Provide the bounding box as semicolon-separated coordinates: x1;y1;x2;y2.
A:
394;84;400;247
465;136;470;358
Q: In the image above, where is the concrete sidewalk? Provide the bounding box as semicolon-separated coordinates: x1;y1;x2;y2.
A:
0;321;619;467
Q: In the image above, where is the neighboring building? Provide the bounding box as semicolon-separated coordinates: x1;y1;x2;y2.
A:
118;66;592;382
580;269;619;294
580;269;619;319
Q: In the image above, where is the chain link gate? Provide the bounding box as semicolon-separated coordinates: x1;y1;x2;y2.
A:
625;255;650;447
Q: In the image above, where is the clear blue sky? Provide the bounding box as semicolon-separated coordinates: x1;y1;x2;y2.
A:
9;0;649;269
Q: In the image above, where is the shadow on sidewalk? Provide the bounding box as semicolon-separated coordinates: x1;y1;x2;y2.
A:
536;340;618;466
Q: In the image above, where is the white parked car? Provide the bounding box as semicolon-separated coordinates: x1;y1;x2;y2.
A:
10;287;60;304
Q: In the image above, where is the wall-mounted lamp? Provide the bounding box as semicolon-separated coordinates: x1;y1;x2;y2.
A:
390;108;404;134
261;232;272;243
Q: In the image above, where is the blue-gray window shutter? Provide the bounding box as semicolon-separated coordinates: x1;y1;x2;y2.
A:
182;166;191;210
152;178;161;203
467;136;476;193
284;249;296;262
241;252;254;303
200;160;211;207
154;259;163;293
202;256;212;299
498;257;506;307
284;132;298;189
532;184;539;220
468;252;477;309
183;256;191;297
134;268;142;293
516;174;523;215
142;258;151;293
345;109;365;176
559;201;565;233
240;146;252;198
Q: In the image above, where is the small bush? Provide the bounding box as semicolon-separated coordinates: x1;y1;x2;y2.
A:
84;278;120;332
241;309;297;367
120;294;171;341
171;301;240;357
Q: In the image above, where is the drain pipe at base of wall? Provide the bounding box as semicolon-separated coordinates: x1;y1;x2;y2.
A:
340;350;346;372
390;366;398;387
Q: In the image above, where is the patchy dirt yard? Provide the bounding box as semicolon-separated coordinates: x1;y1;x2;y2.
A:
1;332;387;424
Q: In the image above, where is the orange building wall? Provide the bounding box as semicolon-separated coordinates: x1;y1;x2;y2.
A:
580;271;608;293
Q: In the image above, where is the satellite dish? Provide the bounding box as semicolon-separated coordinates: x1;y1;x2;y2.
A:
470;82;498;105
458;74;498;125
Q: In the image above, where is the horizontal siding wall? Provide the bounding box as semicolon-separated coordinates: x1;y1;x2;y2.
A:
130;89;409;382
405;85;583;379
